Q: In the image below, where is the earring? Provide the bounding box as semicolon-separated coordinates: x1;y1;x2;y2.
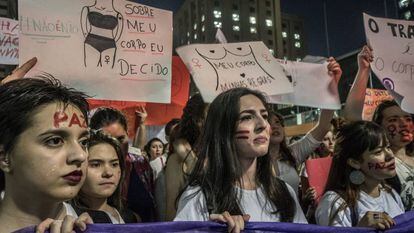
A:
349;170;365;185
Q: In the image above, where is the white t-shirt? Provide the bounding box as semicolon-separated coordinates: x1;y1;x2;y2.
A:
150;154;167;180
395;157;414;211
315;189;404;227
174;184;307;223
276;133;321;194
63;202;78;218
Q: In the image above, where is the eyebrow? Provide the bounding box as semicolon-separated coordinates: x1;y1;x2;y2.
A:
239;109;268;115
386;114;412;119
38;129;89;138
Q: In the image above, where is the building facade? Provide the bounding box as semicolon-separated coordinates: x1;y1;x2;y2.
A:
398;0;414;20
174;0;306;60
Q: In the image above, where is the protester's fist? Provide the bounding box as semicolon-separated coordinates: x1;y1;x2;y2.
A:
327;57;342;84
209;211;250;233
357;211;395;230
1;57;37;85
135;106;148;125
357;45;373;71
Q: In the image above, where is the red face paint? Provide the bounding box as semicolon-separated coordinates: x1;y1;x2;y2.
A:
368;162;395;170
69;113;81;127
53;111;68;128
236;130;249;140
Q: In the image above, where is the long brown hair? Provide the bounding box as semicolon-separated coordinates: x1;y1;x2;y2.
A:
179;88;296;222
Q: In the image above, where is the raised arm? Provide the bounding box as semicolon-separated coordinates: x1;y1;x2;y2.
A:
133;106;147;150
343;45;373;121
308;57;340;141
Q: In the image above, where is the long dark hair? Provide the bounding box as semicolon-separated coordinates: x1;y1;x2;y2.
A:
175;93;207;148
180;88;295;222
72;130;126;212
325;120;390;224
268;111;296;167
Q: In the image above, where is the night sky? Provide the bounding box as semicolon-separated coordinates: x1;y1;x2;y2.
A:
133;0;401;58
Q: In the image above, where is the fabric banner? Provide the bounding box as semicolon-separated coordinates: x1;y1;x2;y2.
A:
269;60;341;109
0;17;18;65
16;211;414;233
363;13;414;113
176;41;293;102
88;56;189;138
362;88;393;121
19;0;172;103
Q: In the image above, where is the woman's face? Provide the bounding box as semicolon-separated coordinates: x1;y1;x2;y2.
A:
358;139;396;181
7;103;89;201
380;106;413;149
149;140;164;160
322;131;335;153
102;122;129;155
269;114;285;144
234;95;270;160
81;143;121;199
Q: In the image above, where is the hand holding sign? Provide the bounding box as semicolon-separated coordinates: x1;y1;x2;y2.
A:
358;45;374;71
327;57;342;84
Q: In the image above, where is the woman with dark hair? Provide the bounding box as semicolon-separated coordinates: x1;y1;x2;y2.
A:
71;130;140;223
165;93;208;220
144;137;165;161
344;45;414;211
0;76;92;232
316;121;404;229
175;88;306;232
268;57;341;195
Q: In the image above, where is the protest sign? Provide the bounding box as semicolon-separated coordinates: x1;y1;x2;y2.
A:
19;0;172;103
0;17;18;65
88;56;189;137
306;156;333;203
363;13;414;113
362;88;393;121
176;41;293;102
269;60;341;109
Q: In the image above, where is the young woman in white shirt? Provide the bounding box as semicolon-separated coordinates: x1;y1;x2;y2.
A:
316;121;404;230
175;88;306;233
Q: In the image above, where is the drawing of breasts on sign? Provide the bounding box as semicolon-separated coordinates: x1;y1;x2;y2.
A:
81;0;124;69
177;41;293;102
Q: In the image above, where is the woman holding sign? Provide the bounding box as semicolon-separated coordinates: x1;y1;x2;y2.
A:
316;121;404;229
174;88;306;233
81;0;124;68
344;45;414;211
267;57;342;195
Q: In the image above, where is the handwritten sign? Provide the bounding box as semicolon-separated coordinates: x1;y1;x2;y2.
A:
0;17;18;65
362;88;393;121
364;13;414;113
269;60;341;109
19;0;172;103
176;41;293;102
88;56;190;137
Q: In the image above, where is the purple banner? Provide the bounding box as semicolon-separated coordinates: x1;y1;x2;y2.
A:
16;211;414;233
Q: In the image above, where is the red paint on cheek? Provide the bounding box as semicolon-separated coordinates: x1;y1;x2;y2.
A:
236;130;250;140
53;111;68;128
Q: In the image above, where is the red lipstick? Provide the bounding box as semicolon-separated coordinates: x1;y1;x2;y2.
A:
63;170;83;184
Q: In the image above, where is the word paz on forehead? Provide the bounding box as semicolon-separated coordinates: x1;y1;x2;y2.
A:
54;111;87;128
